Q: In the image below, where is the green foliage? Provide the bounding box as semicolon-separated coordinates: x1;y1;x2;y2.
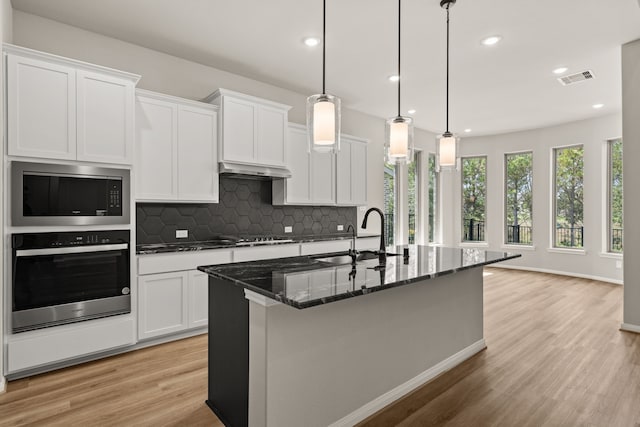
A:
611;139;623;228
555;146;584;228
505;152;533;227
462;157;487;223
383;163;395;245
428;154;437;242
408;154;418;244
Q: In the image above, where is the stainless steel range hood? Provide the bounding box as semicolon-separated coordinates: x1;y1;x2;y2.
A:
218;161;291;179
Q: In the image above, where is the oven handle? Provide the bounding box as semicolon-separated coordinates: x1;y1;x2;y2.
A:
15;243;129;257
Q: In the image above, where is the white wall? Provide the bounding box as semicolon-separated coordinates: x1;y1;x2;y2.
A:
0;0;13;392
622;39;640;329
452;114;623;284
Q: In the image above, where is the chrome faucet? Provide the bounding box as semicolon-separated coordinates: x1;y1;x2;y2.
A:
346;224;357;263
361;207;386;260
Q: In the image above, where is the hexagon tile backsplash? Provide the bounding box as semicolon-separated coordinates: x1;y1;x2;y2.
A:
137;177;357;244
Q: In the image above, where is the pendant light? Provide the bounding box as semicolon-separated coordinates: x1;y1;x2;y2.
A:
436;0;460;172
385;0;414;165
307;0;341;154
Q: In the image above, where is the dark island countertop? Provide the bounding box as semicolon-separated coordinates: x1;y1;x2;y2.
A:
198;245;520;309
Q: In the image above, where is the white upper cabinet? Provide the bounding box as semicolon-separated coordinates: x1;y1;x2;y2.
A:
205;89;290;167
274;124;367;206
4;45;140;164
336;136;368;206
76;70;135;164
135;90;218;203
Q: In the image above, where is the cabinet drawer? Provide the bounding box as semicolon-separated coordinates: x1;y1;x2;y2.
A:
300;240;351;256
233;244;300;262
138;250;232;275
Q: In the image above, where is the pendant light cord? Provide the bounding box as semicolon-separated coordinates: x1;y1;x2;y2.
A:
397;0;401;118
445;5;450;133
322;0;326;95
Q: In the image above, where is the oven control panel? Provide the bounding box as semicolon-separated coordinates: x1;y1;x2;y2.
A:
12;230;129;250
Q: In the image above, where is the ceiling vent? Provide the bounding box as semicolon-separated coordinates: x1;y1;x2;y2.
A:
558;70;595;86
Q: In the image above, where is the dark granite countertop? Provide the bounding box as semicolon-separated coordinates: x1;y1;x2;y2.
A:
198;245;521;309
136;233;381;255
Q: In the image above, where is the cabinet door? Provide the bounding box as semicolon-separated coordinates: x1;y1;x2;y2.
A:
336;139;352;205
7;54;76;160
138;272;189;340
188;271;209;329
135;96;178;200
257;105;286;167
350;141;368;206
178;106;218;202
284;126;311;204
221;97;256;164
77;70;134;164
311;150;335;205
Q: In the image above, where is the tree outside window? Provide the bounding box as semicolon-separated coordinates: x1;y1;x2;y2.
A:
505;152;533;245
428;153;438;243
462;157;487;242
609;139;623;253
554;146;584;248
408;153;419;244
383;163;396;246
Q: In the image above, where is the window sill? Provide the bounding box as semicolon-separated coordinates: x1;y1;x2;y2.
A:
459;242;489;248
502;244;536;252
547;247;587;256
599;252;623;260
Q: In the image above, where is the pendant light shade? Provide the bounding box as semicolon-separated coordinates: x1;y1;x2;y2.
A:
308;0;341;154
385;0;414;165
307;93;341;153
437;0;460;171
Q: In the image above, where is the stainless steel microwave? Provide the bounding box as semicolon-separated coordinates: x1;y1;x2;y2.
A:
11;161;130;226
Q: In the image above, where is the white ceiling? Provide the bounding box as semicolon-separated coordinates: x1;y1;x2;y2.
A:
10;0;640;136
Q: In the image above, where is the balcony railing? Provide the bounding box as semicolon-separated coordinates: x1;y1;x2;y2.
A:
463;218;485;242
506;224;532;245
555;226;583;248
611;228;623;252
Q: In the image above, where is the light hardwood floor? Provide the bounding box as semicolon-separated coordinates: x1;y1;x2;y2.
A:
1;268;638;426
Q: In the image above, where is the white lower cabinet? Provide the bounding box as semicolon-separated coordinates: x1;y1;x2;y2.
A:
138;272;189;340
189;271;209;329
136;249;232;341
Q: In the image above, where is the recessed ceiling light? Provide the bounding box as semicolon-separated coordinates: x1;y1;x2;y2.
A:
408;109;416;114
553;67;568;75
388;75;400;82
303;37;320;47
592;103;604;109
481;35;502;46
464;129;472;133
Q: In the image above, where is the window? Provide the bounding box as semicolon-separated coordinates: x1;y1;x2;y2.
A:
608;139;623;253
462;156;487;242
505;152;533;245
383;163;396;246
408;153;419;244
553;145;584;248
428;153;439;243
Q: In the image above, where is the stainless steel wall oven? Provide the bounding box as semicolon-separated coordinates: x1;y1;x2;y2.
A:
11;161;130;226
12;230;131;333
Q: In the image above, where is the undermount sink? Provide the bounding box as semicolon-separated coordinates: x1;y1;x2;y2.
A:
315;251;398;266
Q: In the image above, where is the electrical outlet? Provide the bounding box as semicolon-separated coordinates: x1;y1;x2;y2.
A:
616;260;622;269
176;229;188;239
284;226;293;233
337;225;344;231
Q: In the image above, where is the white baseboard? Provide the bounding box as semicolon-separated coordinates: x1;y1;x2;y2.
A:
328;339;487;427
0;375;6;394
620;323;640;334
490;264;623;285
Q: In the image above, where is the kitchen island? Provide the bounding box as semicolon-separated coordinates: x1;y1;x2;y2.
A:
199;245;519;427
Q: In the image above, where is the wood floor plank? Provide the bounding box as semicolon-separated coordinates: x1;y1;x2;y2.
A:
1;268;639;426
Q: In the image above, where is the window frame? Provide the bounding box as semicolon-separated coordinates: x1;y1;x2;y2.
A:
551;144;585;250
503;151;534;246
461;155;488;243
